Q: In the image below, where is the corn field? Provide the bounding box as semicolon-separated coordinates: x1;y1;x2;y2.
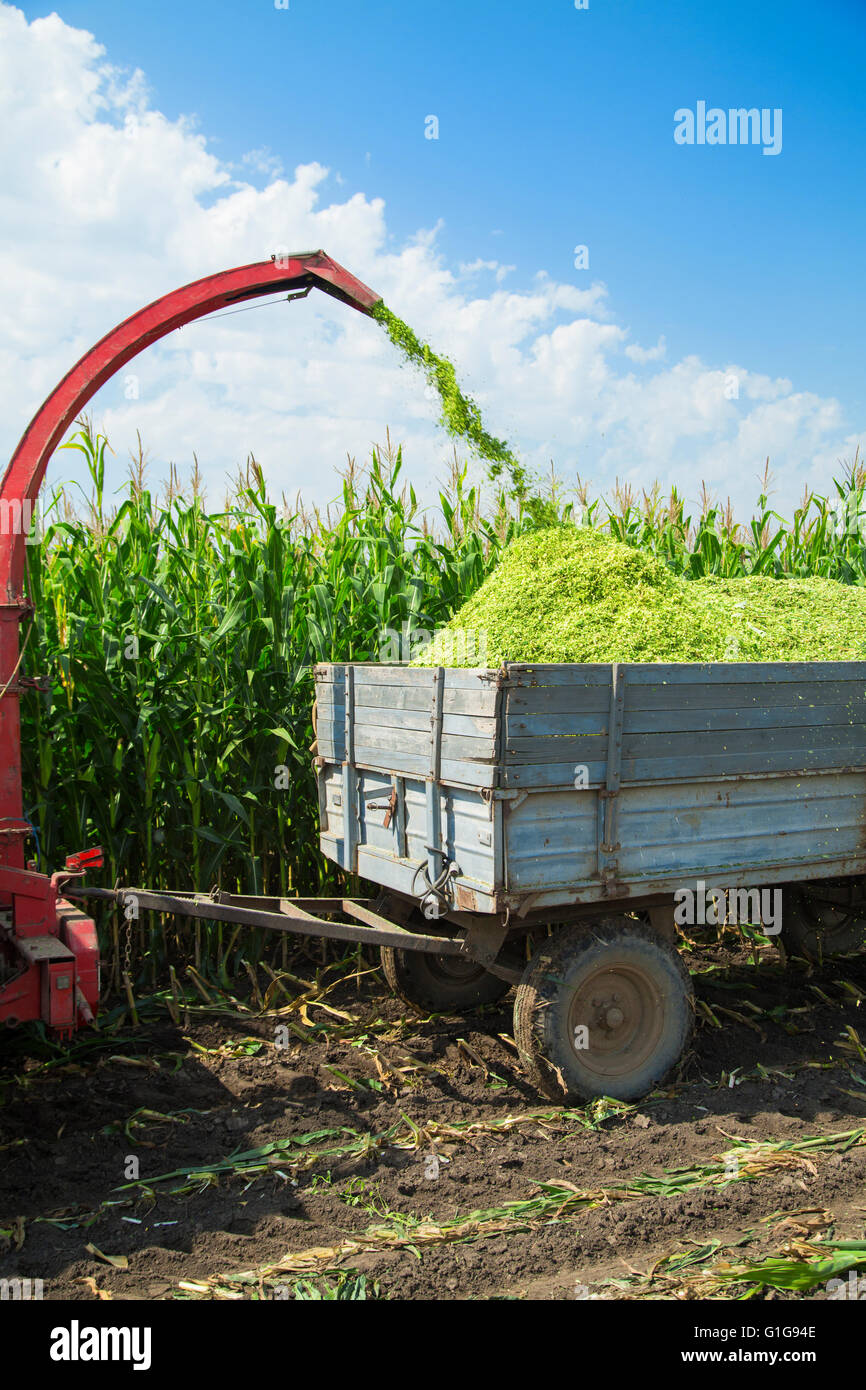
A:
19;425;866;980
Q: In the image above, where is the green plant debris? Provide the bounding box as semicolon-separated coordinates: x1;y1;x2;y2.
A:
716;1241;866;1293
179;1127;866;1297
111;1104;629;1198
371;302;529;499
284;1271;378;1301
414;525;866;665
599;1236;865;1300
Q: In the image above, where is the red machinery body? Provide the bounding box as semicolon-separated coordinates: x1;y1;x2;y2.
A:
0;252;380;1035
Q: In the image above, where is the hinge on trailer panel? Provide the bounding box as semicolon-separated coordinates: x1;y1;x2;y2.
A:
366;787;398;826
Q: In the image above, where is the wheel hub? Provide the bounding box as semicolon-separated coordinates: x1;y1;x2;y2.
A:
568;963;665;1079
426;954;486;984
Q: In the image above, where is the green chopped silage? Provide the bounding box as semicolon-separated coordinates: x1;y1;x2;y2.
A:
411;527;866;666
371;302;530;498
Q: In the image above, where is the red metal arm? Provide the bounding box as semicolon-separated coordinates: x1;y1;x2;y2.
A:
0;251;381;853
1;251;379;600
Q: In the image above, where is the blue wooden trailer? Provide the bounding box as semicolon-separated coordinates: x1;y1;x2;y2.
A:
311;659;866;1100
79;657;866;1103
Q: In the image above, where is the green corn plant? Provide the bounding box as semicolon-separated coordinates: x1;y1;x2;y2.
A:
19;424;524;982
19;421;865;986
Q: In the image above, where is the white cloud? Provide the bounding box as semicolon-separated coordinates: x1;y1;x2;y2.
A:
459;258;517;284
0;2;860;522
625;336;666;364
241;147;285;180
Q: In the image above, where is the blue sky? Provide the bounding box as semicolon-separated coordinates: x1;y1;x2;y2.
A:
6;0;866;514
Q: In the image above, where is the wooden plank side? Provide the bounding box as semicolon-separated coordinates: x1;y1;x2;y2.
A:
505;706;866;739
508;699;866;737
353;707;498;739
624;661;866;686
440;732;498;762
504;790;599;890
624;723;866;762
502;761;607;788
347;724;496;763
501;747;866;788
314;663;347;684
332;665;499;691
350;725;431;758
624;703;866;735
320;699;497;741
319;683;498;716
624;747;866;781
352;745;497;789
508;675;866;714
505;733;608;763
326;660;866;688
314;718;346;754
507;686;612;715
502;661;866;689
628;680;866;712
502;664;615;688
506;711;609;738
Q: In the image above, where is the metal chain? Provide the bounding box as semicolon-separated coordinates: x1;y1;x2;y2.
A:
122;896;133;980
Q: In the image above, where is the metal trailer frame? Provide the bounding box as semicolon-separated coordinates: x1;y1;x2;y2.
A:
67;886;528;985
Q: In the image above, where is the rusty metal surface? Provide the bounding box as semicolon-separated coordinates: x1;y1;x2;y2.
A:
70;887;467;957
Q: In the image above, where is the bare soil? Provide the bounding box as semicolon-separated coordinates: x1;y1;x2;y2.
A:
1;937;864;1302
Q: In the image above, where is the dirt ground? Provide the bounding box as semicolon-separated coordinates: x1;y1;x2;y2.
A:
1;934;865;1302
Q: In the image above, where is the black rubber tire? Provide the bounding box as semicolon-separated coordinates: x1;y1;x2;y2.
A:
380;946;512;1014
513;919;694;1103
780;886;866;961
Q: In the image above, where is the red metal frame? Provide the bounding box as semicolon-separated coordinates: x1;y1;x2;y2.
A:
0;252;381;1033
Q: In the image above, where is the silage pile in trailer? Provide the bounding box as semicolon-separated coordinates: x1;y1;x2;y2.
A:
413;526;866;666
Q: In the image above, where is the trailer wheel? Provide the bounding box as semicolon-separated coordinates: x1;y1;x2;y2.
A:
780;886;866;961
513;920;694;1103
380;947;511;1014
